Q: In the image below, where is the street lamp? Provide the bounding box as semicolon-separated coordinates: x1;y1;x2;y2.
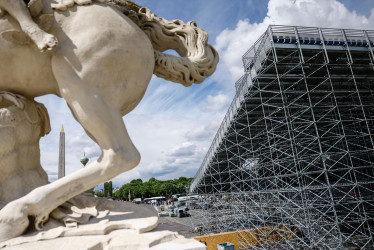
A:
80;153;92;196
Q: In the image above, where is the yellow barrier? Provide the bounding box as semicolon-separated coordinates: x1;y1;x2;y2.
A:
194;225;297;250
194;231;239;250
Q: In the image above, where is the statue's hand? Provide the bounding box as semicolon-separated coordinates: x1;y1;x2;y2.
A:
0;91;25;110
0;199;30;243
52;0;92;11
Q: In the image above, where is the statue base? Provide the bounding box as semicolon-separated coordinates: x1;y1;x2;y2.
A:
3;229;205;250
0;197;205;250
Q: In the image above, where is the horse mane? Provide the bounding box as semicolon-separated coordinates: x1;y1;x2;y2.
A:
99;0;219;86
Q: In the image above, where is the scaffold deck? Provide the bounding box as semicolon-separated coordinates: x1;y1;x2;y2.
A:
189;25;374;249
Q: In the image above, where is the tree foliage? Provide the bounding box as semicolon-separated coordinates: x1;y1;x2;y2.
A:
104;182;108;197
109;181;113;197
111;177;193;201
103;181;113;197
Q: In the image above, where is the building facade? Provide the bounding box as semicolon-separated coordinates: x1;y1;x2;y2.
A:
189;25;374;249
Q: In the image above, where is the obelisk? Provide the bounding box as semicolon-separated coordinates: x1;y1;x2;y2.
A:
58;125;65;179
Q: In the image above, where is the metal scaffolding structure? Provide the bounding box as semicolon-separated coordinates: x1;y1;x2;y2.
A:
189;25;374;249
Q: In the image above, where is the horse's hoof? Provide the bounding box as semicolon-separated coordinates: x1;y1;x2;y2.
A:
0;201;30;242
38;34;58;52
0;220;28;242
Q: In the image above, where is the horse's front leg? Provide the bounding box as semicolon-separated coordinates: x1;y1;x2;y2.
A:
0;56;141;243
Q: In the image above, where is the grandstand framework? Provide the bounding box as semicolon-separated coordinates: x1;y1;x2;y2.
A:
189;25;374;249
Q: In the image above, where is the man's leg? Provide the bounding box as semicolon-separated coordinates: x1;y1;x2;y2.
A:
0;0;57;51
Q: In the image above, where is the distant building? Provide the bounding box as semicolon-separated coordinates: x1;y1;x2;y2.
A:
58;125;65;179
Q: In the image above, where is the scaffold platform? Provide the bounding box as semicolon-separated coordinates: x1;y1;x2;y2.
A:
189;25;374;249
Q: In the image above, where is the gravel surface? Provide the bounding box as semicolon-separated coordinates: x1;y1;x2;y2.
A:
155;216;200;238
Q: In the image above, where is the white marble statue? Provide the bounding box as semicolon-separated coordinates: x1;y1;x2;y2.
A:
0;96;50;209
0;97;193;249
0;0;218;243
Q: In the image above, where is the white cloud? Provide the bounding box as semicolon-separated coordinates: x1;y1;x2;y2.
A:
216;0;374;80
108;111;219;184
36;95;101;182
45;169;58;175
200;93;230;112
139;141;206;179
267;0;373;28
168;142;197;157
185;121;221;142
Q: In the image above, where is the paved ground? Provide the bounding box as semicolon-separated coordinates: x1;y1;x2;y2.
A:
155;216;200;238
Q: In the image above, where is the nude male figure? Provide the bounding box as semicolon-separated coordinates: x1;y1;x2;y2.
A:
0;0;91;51
0;95;50;210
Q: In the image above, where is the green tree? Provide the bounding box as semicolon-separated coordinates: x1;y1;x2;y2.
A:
109;181;113;197
138;182;151;198
103;182;108;197
160;182;177;198
96;192;105;197
121;186;130;201
113;189;121;199
178;177;188;182
114;176;193;200
131;179;143;185
148;177;157;183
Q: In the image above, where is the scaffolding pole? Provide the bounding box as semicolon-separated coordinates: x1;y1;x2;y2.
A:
189;25;374;249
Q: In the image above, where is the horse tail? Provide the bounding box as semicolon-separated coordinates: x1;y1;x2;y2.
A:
106;1;219;86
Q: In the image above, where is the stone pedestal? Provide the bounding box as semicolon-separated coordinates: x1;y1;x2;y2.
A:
0;197;206;250
3;229;206;250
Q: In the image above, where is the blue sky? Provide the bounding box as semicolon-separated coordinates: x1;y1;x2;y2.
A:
37;0;374;188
